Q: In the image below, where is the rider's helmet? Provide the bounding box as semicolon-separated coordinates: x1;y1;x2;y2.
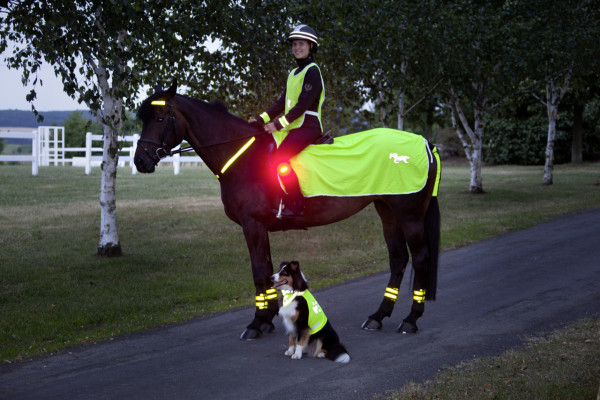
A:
288;24;318;53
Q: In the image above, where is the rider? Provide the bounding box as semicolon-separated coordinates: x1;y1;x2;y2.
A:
251;24;325;219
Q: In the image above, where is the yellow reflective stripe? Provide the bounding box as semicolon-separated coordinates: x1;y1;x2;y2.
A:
220;137;256;174
386;287;399;295
413;289;426;303
279;116;290;128
151;100;166;106
384;286;398;301
255;288;277;309
260;112;270;123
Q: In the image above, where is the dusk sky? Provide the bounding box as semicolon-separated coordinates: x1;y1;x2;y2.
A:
1;57;83;111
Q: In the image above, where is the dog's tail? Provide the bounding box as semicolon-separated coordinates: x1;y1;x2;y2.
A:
326;343;350;363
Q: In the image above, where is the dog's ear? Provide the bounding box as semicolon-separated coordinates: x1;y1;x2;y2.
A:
290;261;299;270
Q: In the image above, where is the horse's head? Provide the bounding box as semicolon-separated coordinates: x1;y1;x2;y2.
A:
134;80;184;173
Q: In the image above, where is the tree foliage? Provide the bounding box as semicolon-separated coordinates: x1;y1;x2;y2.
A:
0;0;225;256
2;0;599;199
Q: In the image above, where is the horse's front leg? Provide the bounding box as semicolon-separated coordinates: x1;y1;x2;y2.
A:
239;219;279;341
362;201;409;330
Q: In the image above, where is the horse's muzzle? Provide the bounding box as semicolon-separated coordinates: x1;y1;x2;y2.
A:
134;153;156;173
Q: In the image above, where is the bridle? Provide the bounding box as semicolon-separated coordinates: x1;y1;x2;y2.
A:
137;99;264;176
136;101;196;166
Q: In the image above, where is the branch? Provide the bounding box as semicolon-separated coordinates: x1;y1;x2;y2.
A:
403;77;443;116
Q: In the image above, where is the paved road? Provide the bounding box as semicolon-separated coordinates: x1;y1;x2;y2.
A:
2;209;599;400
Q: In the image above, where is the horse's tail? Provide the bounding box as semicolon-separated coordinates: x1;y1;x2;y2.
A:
422;195;440;301
420;143;441;301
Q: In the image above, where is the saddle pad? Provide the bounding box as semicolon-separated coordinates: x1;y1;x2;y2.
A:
291;128;430;197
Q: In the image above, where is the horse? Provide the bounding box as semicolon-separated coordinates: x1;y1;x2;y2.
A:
134;81;441;340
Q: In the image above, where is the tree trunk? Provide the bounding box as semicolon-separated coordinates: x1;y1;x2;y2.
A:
97;118;122;257
543;108;556;185
96;62;122;257
397;90;405;131
571;102;583;164
452;96;485;193
542;68;572;185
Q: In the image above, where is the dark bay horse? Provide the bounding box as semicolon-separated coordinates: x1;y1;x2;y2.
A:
134;81;441;340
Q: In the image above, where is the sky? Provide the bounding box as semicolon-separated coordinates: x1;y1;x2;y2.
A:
1;59;84;111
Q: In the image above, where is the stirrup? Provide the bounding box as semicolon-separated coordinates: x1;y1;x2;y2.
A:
276;199;284;219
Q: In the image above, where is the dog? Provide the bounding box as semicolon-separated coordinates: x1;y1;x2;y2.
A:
271;261;350;363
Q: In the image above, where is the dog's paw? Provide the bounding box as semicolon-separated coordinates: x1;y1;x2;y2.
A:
334;353;351;363
291;353;302;360
285;347;295;356
316;351;326;358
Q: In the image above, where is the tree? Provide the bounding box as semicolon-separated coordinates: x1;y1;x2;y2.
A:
436;0;527;193
1;0;224;256
63;111;103;155
520;0;600;183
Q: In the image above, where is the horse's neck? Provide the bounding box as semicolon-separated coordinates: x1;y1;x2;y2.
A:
178;100;258;175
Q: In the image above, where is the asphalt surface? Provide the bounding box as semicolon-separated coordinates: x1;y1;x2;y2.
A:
2;208;599;400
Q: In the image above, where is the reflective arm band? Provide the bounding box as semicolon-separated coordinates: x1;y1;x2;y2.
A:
260;112;270;123
278;116;290;128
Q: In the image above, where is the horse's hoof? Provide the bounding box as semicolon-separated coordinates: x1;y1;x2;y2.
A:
361;318;382;331
396;321;418;334
239;328;262;341
259;321;275;333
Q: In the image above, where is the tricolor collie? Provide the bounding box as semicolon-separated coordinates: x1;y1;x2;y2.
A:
271;261;350;363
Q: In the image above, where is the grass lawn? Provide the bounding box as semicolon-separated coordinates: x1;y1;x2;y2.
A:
0;161;599;362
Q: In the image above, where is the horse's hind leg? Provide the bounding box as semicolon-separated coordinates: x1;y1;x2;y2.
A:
397;218;429;334
361;201;410;330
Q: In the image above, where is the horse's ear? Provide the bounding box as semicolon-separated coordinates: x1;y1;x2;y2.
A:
165;79;177;98
153;82;163;93
290;261;299;271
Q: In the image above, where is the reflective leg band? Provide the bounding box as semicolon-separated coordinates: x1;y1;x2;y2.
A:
413;289;426;303
384;287;399;302
256;288;278;310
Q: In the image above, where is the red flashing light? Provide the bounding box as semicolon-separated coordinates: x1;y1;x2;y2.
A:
277;163;291;177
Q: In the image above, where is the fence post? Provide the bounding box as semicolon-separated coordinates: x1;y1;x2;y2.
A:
174;146;181;175
32;130;39;176
85;132;92;175
131;134;139;175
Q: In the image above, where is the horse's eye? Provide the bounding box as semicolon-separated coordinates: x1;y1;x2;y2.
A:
157;117;164;122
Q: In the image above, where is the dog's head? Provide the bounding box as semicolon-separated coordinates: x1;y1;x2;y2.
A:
271;261;308;292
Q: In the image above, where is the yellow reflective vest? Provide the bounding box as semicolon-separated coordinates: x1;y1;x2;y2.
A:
282;289;327;334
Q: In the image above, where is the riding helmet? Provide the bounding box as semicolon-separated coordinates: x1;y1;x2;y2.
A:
288;24;318;52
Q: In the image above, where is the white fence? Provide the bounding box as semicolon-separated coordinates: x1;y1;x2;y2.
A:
0;131;39;175
77;133;203;175
0;127;203;176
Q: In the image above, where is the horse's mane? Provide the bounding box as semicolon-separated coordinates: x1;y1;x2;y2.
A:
136;91;166;122
137;92;259;135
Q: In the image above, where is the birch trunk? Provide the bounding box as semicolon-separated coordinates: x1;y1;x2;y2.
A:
542;68;571;185
452;96;485;193
543;93;557;185
397;90;405;131
96;62;122;257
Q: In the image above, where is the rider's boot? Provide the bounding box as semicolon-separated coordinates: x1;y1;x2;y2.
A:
275;166;304;220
